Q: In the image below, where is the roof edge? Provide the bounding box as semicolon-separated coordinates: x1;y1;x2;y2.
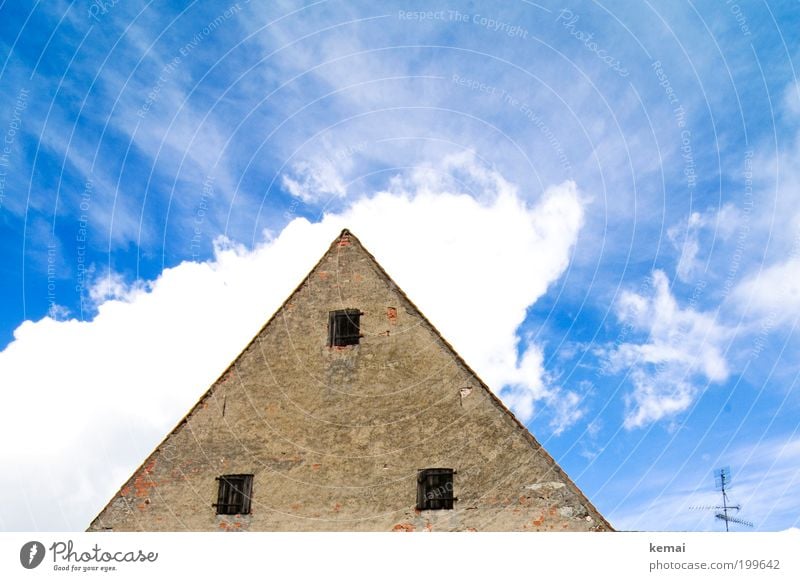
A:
88;230;350;530
342;230;614;531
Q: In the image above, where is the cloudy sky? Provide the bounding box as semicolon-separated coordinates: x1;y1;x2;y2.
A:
1;0;799;532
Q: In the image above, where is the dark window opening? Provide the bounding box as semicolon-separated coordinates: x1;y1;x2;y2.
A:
214;474;253;515
417;468;455;510
328;309;361;346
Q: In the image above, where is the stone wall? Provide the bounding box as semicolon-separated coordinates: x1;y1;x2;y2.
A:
89;231;611;532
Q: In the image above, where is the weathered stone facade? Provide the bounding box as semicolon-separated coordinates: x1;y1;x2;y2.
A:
89;230;612;532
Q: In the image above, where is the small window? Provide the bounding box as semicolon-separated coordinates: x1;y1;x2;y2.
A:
328;309;361;346
417;468;455;510
214;474;253;515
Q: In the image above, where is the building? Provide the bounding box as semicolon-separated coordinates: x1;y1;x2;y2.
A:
89;229;612;531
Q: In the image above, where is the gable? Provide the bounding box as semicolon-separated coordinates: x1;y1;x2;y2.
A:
89;230;611;531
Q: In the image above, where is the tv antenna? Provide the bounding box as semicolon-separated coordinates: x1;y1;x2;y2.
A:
690;467;753;531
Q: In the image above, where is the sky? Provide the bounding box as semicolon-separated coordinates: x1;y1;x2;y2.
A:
0;0;799;532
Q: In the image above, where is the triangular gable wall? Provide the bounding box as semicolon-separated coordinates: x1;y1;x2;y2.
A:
89;230;612;531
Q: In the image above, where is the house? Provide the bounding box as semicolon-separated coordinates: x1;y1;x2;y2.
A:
88;229;611;531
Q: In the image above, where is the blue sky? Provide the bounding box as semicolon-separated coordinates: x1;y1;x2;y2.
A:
1;0;799;532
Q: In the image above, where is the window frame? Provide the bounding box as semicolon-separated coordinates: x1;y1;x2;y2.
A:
214;474;254;515
328;309;362;347
416;468;456;510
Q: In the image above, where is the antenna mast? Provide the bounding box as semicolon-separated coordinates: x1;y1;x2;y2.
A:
716;467;732;532
689;466;754;531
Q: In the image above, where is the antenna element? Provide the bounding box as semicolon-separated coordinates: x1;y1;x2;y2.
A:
689;466;754;531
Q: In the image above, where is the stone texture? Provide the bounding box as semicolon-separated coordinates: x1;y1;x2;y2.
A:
88;230;612;532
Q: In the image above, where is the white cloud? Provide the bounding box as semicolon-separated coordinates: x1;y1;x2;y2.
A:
578;418;604;461
734;256;800;325
281;137;369;203
668;205;740;283
783;80;800;120
604;270;730;429
88;270;141;304
546;389;586;436
0;154;585;530
725;79;800;329
668;210;706;283
46;304;71;321
282;159;348;203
